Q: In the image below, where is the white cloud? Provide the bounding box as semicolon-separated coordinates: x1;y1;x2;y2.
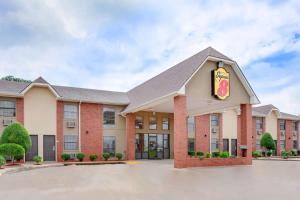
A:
0;0;300;114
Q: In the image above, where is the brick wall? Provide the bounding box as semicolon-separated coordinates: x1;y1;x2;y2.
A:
252;117;256;151
56;101;64;161
80;103;103;161
285;120;293;151
240;104;252;159
219;113;223;152
195;114;210;153
125;113;135;160
16;98;24;124
277;119;281;155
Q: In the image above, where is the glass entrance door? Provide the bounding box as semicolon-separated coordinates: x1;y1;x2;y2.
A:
135;133;170;159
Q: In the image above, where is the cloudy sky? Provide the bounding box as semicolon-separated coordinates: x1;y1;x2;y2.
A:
0;0;300;114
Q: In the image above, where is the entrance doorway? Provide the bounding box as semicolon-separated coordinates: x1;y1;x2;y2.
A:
135;133;170;159
43;135;56;161
26;135;38;161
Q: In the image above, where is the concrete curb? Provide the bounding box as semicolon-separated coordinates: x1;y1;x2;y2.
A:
255;158;300;162
0;163;64;175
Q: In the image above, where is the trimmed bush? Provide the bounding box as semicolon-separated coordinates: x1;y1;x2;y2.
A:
61;153;70;161
281;150;289;159
15;154;24;161
0;155;6;168
76;153;85;162
205;152;211;158
116;153;123;161
266;150;272;157
102;153;110;161
212;152;220;158
196;151;204;157
297;150;300;156
252;151;262;158
0;143;25;163
33;155;43;165
291;150;297;156
0;123;32;153
260;132;276;152
219;151;229;158
89;154;98;161
188;151;195;157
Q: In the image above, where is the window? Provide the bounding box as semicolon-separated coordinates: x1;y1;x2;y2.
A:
64;135;78;150
292;121;298;132
256;118;263;130
103;136;116;155
0;100;16;117
103;108;115;127
187;117;195;152
162;118;170;130
211;114;219;126
293;140;298;149
279;120;286;131
149;116;157;130
211;138;219;152
135;116;143;129
256;139;261;150
64;104;77;119
280;139;285;150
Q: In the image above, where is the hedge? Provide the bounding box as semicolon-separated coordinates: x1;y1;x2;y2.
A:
0;143;25;163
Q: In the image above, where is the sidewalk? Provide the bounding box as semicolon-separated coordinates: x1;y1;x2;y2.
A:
0;162;63;175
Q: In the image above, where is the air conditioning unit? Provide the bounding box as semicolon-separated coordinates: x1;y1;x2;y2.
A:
293;132;297;137
257;130;262;135
66;121;76;128
3;119;13;126
281;131;285;137
211;128;217;134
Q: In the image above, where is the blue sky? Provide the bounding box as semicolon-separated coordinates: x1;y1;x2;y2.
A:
0;0;300;114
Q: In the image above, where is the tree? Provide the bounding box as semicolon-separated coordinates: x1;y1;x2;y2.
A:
1;75;31;83
260;132;276;154
0;143;25;163
0;123;32;153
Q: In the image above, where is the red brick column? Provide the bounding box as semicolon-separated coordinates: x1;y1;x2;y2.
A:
174;95;188;168
195;114;210;153
80;103;102;161
252;117;256;151
277;120;281;155
240;104;252;162
285;120;293;151
16;98;24;124
126;113;135;160
298;121;300;150
218;113;223;152
237;116;241;157
56;101;64;162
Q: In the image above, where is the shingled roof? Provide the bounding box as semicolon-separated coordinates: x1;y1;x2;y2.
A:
253;104;300;120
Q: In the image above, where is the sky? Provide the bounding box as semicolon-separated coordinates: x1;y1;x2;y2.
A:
0;0;300;115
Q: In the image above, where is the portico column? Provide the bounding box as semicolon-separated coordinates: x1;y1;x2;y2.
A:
174;95;188;168
126;113;135;160
285;120;293;151
240;104;252;161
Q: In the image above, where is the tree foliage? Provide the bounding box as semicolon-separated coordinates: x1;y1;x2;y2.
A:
260;132;276;150
1;75;31;83
0;143;25;163
0;123;32;153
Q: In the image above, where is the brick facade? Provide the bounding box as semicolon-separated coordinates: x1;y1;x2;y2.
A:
285;120;293;151
80;103;103;161
277;119;281;155
240;104;252;161
252;117;256;151
219;113;223;152
173;95;188;168
195;114;210;153
125;113;135;160
56;101;64;161
16;98;24;124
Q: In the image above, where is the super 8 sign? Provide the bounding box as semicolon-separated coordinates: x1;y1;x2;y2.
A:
212;68;230;100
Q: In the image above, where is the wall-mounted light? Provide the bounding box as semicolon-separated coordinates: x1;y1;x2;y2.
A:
86;130;89;134
204;134;207;137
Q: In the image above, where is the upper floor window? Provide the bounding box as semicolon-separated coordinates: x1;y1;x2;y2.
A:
0;100;16;117
279;120;286;131
64;104;77;119
103;108;115;127
135;116;143;129
187;117;195;139
149;116;157;130
64;135;79;150
162;118;170;130
211;114;219;126
256;118;263;130
292;121;298;132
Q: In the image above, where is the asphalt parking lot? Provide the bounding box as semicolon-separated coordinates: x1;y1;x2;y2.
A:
1;160;300;200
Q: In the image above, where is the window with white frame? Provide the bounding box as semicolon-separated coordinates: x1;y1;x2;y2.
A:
162;118;170;130
279;120;286;131
103;108;115;127
135;116;143;129
149;116;157;130
0;100;16;117
64;135;79;150
187;116;195;152
64;104;78;119
256;117;263;130
103;136;116;155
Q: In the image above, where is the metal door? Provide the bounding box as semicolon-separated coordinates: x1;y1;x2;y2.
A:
43;135;56;161
223;139;229;152
26;135;38;161
231;139;237;156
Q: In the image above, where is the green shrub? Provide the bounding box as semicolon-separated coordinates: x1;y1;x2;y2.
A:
15;154;24;161
115;153;123;161
0;123;32;153
297;150;300;156
188;151;195;157
252;151;262;158
33;155;43;165
205;152;211;158
281;151;289;159
219;151;229;158
61;153;70;161
260;132;276;151
266;150;273;157
291;150;297;156
0;155;6;168
89;154;98;161
0;143;25;163
102;153;110;161
76;153;85;162
196;151;204;157
212;152;220;158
